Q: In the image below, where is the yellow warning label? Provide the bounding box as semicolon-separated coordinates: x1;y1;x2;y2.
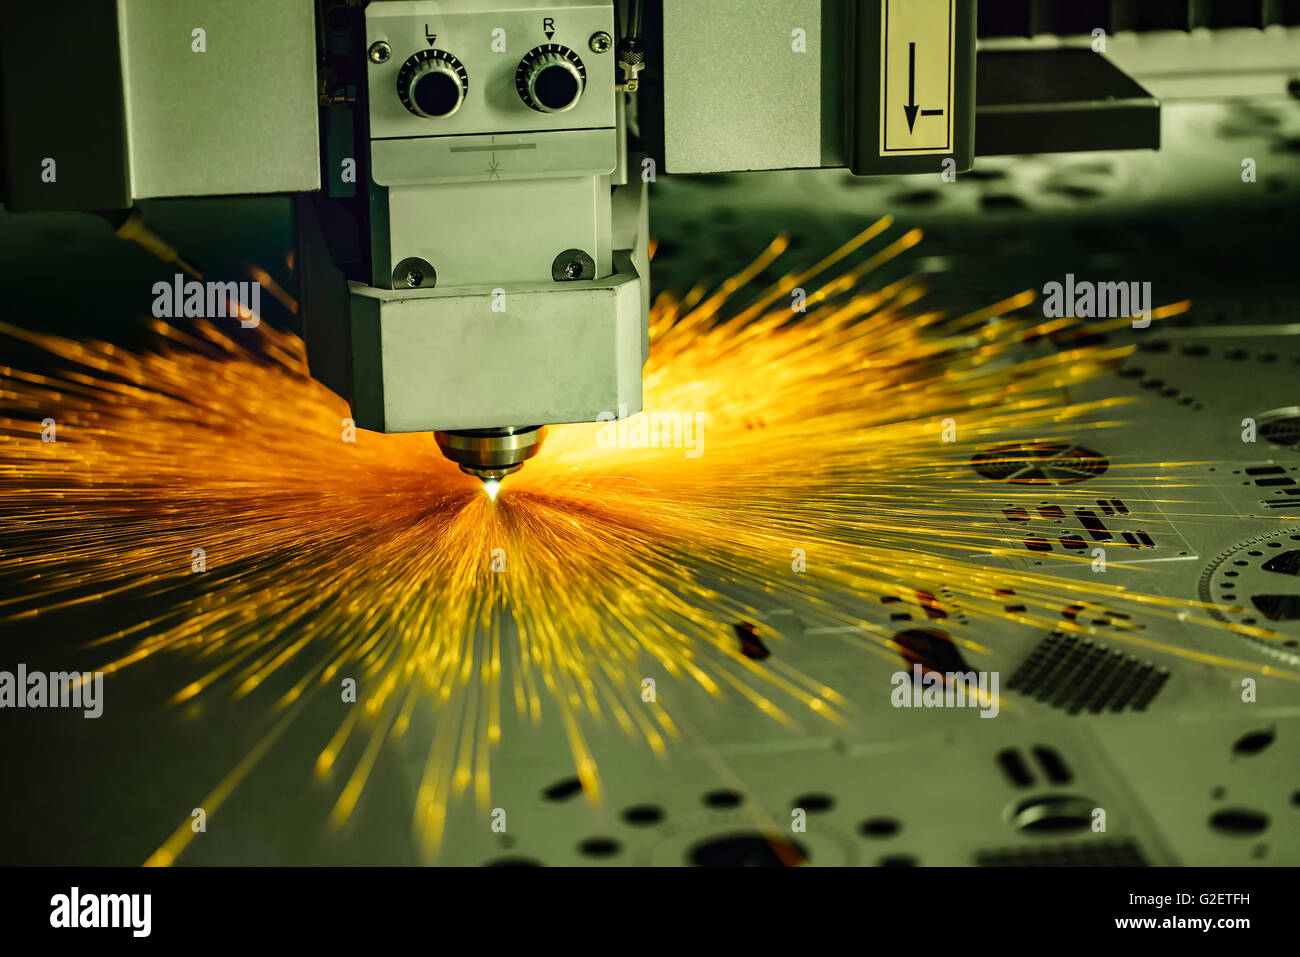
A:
879;0;955;156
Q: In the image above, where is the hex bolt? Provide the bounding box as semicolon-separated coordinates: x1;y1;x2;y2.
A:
589;31;613;54
368;41;392;64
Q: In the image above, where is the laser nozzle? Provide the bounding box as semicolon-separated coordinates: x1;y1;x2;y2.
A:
434;426;546;486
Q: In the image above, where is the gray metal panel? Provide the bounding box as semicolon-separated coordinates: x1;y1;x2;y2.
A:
348;252;643;432
385;174;612;286
662;0;838;173
120;0;320;198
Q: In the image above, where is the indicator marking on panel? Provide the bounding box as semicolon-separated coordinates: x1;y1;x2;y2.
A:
880;0;956;155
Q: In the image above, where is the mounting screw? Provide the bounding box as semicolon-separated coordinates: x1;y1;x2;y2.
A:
552;249;595;282
392;257;436;289
589;31;613;54
368;40;392;64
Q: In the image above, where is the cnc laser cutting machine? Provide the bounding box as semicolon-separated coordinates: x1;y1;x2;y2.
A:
2;0;1158;482
4;1;1300;874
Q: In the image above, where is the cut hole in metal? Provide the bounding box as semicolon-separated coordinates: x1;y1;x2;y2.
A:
688;832;807;867
1009;795;1095;834
1209;808;1270;836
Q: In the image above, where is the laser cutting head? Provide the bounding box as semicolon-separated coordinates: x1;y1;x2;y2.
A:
434;426;546;483
301;0;648;471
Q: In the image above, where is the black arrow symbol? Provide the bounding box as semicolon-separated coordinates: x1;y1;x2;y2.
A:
903;41;944;133
544;29;554;39
425;25;436;45
904;42;919;131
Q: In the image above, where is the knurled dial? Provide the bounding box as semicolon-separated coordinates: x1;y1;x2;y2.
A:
396;49;469;118
516;44;587;113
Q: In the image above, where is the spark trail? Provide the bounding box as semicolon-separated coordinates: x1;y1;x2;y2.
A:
0;217;1289;863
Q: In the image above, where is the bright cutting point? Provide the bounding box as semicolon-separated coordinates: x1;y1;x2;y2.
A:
482;480;500;502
